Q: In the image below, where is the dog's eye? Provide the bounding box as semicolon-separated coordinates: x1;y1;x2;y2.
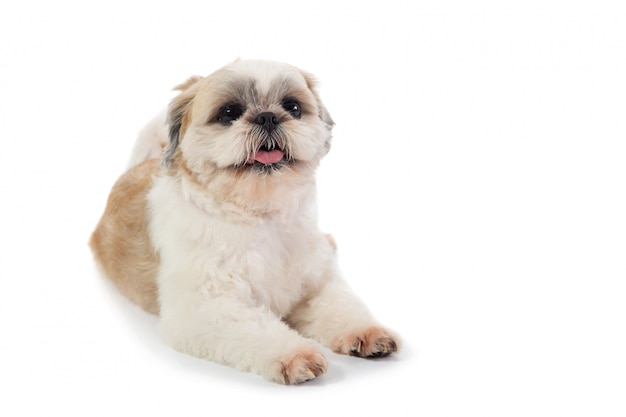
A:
282;98;301;119
217;103;244;125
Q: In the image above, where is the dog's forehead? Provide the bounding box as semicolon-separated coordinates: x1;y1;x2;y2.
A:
216;61;308;104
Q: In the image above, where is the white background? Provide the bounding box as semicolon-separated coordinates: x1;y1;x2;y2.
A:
1;1;624;416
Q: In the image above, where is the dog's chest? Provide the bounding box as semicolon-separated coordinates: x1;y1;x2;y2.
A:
150;177;328;317
245;217;320;316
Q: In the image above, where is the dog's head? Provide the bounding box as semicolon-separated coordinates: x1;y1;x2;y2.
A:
162;60;334;211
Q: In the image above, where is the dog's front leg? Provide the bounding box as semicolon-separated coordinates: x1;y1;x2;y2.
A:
287;269;400;359
158;290;327;384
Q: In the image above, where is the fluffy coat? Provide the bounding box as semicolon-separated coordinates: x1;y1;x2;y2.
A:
90;60;398;384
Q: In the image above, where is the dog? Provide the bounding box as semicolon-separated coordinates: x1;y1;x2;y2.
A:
90;59;399;384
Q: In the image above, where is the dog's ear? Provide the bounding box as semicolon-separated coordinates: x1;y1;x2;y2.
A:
299;69;334;154
299;69;334;131
162;76;203;168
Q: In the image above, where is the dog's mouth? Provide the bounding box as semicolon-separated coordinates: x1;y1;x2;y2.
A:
246;146;285;165
240;144;293;174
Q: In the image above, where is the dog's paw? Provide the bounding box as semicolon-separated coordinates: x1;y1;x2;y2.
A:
334;326;400;358
276;347;328;385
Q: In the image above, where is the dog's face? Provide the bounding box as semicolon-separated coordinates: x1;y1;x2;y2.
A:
162;60;334;211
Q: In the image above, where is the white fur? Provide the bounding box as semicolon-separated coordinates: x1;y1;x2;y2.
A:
146;171;382;382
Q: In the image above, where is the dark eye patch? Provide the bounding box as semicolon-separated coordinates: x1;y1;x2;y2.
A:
281;98;301;119
217;103;245;125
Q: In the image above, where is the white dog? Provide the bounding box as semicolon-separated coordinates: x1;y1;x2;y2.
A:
90;59;399;384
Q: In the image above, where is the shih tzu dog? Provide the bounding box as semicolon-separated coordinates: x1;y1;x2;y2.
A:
90;59;399;384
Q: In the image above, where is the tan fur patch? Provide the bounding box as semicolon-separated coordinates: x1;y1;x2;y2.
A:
168;77;203;143
333;326;399;358
173;75;203;92
89;159;161;315
298;69;334;128
279;347;328;384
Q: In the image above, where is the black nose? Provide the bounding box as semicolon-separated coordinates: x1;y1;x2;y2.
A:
255;112;280;133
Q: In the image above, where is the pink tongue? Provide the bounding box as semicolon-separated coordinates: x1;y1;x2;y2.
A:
250;149;284;164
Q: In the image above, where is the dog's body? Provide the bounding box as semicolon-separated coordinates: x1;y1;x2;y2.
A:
90;60;399;384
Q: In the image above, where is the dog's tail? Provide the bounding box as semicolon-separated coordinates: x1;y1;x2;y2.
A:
127;109;168;169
